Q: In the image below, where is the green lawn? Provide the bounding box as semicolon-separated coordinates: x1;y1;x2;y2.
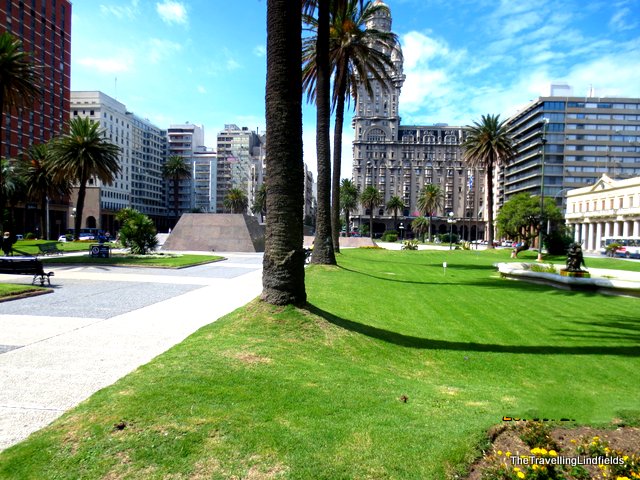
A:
11;239;112;255
0;249;638;479
40;253;225;268
0;284;47;301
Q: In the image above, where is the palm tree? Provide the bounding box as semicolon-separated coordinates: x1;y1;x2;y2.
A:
1;158;26;237
0;32;42;232
49;117;120;240
303;0;399;252
417;184;444;242
462;114;516;249
251;183;267;222
303;0;336;263
262;0;306;305
360;185;382;240
340;178;359;237
385;195;404;230
410;216;429;242
162;155;191;219
224;187;249;214
18;143;71;239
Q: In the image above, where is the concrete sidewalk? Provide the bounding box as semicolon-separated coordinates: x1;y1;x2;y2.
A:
0;253;263;451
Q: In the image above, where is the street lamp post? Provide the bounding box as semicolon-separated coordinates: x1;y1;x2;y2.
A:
398;222;405;240
447;212;456;250
537;118;549;262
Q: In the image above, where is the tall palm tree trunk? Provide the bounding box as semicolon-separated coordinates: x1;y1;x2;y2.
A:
0;87;6;233
369;213;374;240
485;163;495;248
262;0;306;305
312;0;336;265
331;70;348;253
427;214;432;242
345;208;350;238
74;176;87;241
173;176;180;218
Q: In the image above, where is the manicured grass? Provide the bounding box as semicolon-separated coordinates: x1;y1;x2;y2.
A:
0;249;638;479
11;239;111;255
41;253;224;268
0;283;46;301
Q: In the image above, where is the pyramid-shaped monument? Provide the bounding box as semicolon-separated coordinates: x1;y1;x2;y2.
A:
162;214;265;252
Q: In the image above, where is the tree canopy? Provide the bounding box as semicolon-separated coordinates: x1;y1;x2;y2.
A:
496;192;563;243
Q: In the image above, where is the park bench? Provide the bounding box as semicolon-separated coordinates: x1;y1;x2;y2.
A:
0;256;54;286
37;243;63;256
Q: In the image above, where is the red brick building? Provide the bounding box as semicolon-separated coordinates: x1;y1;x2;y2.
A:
0;0;72;238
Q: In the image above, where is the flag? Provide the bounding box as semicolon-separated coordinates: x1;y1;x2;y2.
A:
468;174;474;190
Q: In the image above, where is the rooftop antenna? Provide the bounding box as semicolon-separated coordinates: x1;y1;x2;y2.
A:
588;84;594;98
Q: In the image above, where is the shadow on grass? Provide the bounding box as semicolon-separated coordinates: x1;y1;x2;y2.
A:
554;317;640;344
305;304;640;357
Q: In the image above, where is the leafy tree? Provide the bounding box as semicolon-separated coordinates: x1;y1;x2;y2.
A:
0;32;42;232
496;192;563;245
262;0;306;305
303;0;398;252
303;0;336;263
410;216;429;242
251;183;267;222
462;114;516;249
224;187;249;214
416;184;444;242
18;143;71;239
116;208;158;255
50;117;120;240
360;185;382;239
385;195;404;229
340;178;359;237
162;155;191;219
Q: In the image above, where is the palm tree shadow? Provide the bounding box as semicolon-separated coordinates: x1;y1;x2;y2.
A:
304;304;640;357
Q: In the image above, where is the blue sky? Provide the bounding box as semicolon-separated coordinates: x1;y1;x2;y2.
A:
71;0;640;178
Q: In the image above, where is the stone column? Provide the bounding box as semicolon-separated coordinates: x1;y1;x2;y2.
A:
587;223;595;251
574;224;581;242
595;222;602;252
604;221;611;239
581;223;588;245
613;221;620;237
622;220;630;237
634;220;640;237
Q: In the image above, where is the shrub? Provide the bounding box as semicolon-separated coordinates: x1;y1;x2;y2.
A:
25;232;35;240
401;239;418;250
116;208;158;255
438;233;459;244
545;229;574;255
381;230;398;242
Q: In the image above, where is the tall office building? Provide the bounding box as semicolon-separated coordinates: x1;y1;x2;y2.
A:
167;123;205;215
504;85;640;209
216;124;263;213
351;1;485;239
193;148;217;213
70;91;167;232
0;0;71;158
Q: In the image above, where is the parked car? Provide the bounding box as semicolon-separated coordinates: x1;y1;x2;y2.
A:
58;235;67;242
79;234;95;240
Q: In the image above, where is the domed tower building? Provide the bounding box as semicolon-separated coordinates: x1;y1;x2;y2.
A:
351;1;485;241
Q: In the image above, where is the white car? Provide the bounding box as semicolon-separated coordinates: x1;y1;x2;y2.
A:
58;235;68;242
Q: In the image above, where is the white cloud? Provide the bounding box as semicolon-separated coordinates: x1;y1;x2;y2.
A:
77;56;132;73
100;0;139;19
253;45;266;57
226;57;241;71
147;38;182;64
197;85;207;94
609;6;638;31
156;0;188;25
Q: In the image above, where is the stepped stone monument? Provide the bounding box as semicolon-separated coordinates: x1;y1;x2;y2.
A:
162;214;265;252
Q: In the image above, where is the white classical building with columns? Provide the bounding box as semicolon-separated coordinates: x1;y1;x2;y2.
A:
565;174;640;252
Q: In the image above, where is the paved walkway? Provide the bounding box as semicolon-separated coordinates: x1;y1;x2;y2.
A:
0;252;263;451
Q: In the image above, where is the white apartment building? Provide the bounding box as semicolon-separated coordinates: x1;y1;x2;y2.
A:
216;125;263;213
565;174;640;252
167;123;206;216
70;91;167;232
